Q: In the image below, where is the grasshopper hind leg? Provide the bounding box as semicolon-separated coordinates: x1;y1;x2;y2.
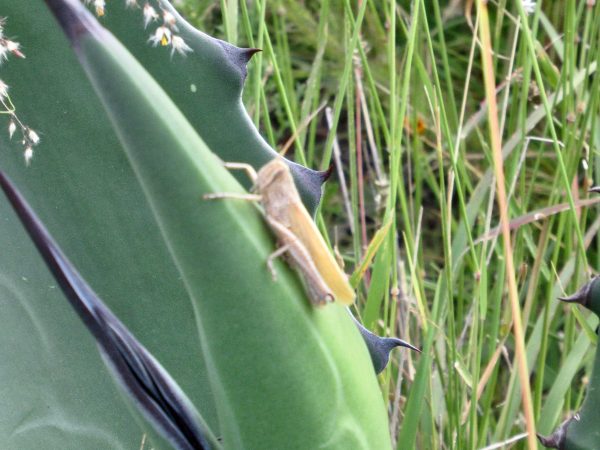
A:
306;282;334;306
265;217;334;306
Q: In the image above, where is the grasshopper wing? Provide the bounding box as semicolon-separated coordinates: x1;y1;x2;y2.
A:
288;202;356;305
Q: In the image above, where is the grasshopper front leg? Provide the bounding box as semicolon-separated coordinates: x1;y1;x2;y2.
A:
203;192;262;201
221;162;259;185
202;161;262;201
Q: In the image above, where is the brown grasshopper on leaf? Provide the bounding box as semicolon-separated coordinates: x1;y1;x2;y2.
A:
203;158;356;306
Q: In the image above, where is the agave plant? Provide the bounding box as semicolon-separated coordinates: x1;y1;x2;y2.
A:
537;278;600;450
0;0;414;449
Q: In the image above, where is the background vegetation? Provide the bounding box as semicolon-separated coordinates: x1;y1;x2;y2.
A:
173;0;600;448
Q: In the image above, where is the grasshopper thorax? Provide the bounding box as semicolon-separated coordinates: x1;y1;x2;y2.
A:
256;159;302;227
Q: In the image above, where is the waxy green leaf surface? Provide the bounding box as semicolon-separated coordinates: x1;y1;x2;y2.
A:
0;1;393;448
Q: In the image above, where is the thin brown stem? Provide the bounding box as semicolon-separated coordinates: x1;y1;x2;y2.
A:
476;2;537;449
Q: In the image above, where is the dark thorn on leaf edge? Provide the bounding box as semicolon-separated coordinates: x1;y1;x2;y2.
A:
389;337;421;354
557;279;593;307
217;43;261;80
318;164;335;184
349;311;420;374
240;48;262;63
536;433;561;449
537;416;573;449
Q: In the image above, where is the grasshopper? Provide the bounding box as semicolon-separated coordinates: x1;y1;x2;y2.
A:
203;158;355;306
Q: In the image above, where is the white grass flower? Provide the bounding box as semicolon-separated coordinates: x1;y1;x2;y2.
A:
24;146;33;166
171;35;192;56
125;0;138;7
28;128;40;145
8;120;16;139
0;79;8;99
143;3;159;28
522;0;536;14
94;0;106;16
5;40;25;58
162;10;176;27
149;26;171;46
4;40;17;51
0;44;7;63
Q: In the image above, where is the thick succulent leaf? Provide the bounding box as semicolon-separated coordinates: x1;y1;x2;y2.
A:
41;0;393;449
537;313;598;437
538;280;600;450
0;185;149;450
0;1;218;446
86;0;325;213
538;339;600;449
0;170;215;450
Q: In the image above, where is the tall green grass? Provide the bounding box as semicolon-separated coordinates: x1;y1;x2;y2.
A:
178;0;600;448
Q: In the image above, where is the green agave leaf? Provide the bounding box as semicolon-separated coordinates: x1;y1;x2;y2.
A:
42;0;393;448
84;0;326;213
538;338;600;450
538;278;600;449
0;1;218;446
537;314;598;436
0;181;149;450
0;170;215;450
